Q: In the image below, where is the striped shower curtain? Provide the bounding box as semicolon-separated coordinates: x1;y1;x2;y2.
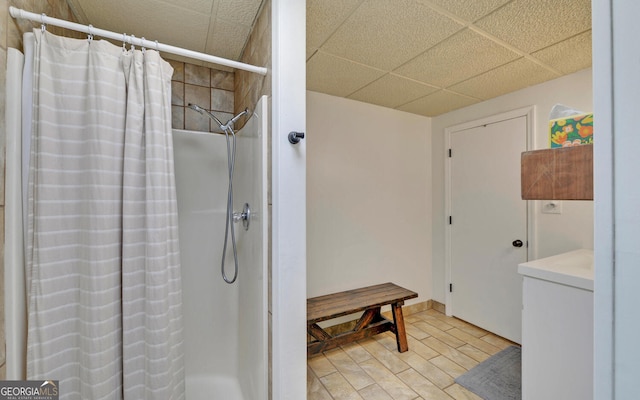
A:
25;30;184;399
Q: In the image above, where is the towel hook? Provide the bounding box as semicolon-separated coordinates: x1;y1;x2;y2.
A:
40;13;46;32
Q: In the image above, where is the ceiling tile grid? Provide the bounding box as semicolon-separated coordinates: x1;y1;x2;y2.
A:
347;74;439;109
398;90;481;117
394;28;521;88
473;0;592;53
320;0;465;71
417;0;513;23
531;30;592;75
65;0;593;117
448;57;560;100
308;0;593;116
306;51;386;98
307;0;364;49
307;47;318;61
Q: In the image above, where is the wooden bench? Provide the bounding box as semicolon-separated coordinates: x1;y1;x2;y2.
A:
307;282;418;357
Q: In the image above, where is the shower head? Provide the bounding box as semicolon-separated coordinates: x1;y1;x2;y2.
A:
188;103;224;127
187;103;204;113
187;103;251;132
226;108;249;129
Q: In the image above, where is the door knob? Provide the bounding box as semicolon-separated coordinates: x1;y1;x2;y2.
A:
512;240;524;248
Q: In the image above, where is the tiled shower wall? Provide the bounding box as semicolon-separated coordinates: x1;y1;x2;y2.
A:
235;0;271;126
169;60;236;134
170;0;271;139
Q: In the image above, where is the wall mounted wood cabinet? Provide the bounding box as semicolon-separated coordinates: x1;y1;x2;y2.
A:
521;144;593;200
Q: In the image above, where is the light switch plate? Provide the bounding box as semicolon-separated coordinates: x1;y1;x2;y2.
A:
541;201;562;214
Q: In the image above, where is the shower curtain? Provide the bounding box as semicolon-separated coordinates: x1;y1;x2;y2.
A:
24;30;184;399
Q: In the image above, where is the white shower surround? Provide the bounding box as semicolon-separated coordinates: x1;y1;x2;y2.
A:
4;47;27;381
172;96;269;400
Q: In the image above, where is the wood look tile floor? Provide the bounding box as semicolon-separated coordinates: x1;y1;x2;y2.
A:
307;309;516;400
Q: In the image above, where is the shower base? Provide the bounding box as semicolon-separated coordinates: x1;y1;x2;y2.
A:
186;375;244;400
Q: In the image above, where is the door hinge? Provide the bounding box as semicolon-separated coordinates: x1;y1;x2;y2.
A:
449;283;453;293
449;216;452;225
448;148;452;158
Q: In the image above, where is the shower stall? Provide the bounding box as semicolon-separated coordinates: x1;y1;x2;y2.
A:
173;96;269;400
4;40;268;398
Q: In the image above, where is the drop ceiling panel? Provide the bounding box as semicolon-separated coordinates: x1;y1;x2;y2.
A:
71;0;216;16
474;0;592;53
307;47;318;61
348;74;439;109
159;0;214;15
398;90;480;117
67;0;211;51
532;31;592;75
321;0;464;71
307;52;385;97
217;0;262;26
66;0;593;118
206;18;251;60
307;0;363;49
449;58;560;100
395;28;520;88
419;0;513;22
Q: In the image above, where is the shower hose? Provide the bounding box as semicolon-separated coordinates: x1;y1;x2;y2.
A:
221;124;239;284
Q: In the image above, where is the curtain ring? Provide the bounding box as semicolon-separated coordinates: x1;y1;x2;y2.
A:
155;40;159;52
141;37;146;54
122;33;127;52
87;24;94;42
130;34;136;51
40;13;46;32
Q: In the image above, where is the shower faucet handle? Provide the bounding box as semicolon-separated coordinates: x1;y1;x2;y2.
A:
288;131;305;144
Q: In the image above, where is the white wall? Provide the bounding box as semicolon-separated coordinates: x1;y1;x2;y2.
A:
431;68;594;303
306;91;432;304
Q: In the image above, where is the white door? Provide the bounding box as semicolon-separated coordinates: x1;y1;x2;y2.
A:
449;115;528;343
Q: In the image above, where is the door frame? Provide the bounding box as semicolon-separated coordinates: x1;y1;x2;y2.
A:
271;0;307;399
444;106;536;317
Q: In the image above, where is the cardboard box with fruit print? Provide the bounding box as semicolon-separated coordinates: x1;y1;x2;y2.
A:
549;113;593;148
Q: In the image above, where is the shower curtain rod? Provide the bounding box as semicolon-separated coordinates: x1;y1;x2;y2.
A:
9;6;268;76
